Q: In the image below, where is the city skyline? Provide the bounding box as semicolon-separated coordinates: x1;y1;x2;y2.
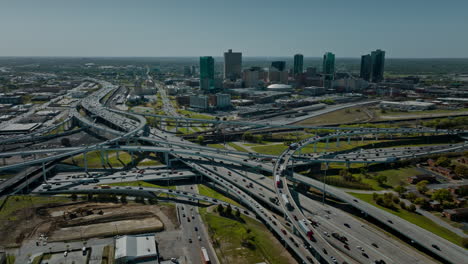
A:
0;0;467;58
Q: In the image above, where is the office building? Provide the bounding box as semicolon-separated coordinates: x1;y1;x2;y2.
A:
371;49;385;83
216;93;231;108
199;56;215;90
224;49;242;80
184;66;192;77
271;61;286;71
268;69;288;84
190;94;209;110
322;52;335;88
360;54;372;81
293;54;304;75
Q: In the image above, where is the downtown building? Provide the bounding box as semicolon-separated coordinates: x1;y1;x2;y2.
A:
293;54;304;75
322;52;335;88
199;56;215;91
224;49;242;80
360;49;385;83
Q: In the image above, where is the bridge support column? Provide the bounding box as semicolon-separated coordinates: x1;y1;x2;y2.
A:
130;151;134;166
361;136;364;143
2;157;5;166
116;151;120;160
84;152;88;173
42;162;47;182
375;134;378;141
336;137;340;147
347;137;351;144
346;162;350;169
313;142;317;153
106;151;109;164
100;150;106;167
325;138;329;151
164;152;169;166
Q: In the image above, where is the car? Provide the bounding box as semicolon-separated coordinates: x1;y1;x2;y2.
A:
432;244;441;250
387;220;393;224
322;248;328;254
182;214;186;217
281;229;287;235
372;243;378;248
194;227;198;231
188;238;192;243
362;252;369;258
344;223;350;228
198;236;201;241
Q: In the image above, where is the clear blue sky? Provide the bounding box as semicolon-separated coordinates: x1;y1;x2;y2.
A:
1;0;467;58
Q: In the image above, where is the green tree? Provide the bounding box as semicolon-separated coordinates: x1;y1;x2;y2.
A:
235;208;241;218
70;193;78;201
399;201;406;210
394;185;407;196
416;180;429;194
372;192;378;201
375;175;387;185
196;135;205;145
242;132;253;142
454;165;468;178
120;195;127;204
435;156;451;167
462;237;468;249
409;204;417;212
216;204;224;215
225;204;232;216
431;189;452;203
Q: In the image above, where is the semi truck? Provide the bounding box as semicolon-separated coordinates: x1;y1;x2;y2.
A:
200;247;211;264
298;219;314;241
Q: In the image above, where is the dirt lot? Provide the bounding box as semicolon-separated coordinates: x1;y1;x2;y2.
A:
0;198;178;246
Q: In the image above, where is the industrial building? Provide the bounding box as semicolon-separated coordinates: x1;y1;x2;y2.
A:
380;100;435;111
114;234;158;264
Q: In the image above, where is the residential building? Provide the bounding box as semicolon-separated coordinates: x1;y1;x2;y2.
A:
216;93;231;108
443;208;468;221
268;69;288;84
224;49;242;80
293;54;304;75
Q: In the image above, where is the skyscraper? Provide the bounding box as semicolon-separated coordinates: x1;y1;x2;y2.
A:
370;49;385;83
200;56;214;90
223;49;242;80
360;54;372;81
271;61;286;71
322;52;335;88
293;54;304;75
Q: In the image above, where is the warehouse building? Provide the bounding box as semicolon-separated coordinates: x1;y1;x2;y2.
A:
114;234;158;264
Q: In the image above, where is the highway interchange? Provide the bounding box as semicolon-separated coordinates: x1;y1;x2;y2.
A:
1;79;467;264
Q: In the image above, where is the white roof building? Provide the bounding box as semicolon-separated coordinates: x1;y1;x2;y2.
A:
115;234;158;264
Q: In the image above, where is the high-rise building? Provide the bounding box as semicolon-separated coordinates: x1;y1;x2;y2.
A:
243;68;260;88
293;54;304;75
184;66;192;77
360;54;372;81
224;49;242;80
371;49;385;83
199;56;214;90
271;61;286;71
322;52;335;88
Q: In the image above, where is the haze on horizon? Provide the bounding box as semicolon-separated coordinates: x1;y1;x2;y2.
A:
0;0;467;58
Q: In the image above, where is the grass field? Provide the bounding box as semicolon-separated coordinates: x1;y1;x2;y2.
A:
63;151;162;168
250;140;383;155
207;143;226;149
108;181;175;190
227;142;249;152
199;208;292;264
348;192;465;247
198;184;241;207
296;106;371;126
177;109;215;120
0;195;69;220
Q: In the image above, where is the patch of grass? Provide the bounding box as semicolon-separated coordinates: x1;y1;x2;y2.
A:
62;150;135;168
296;106;371;126
108;181;175;190
177;109;215;120
6;255;15;264
227;142;249;152
0;195;69;220
348;192;465;247
208;144;226;149
200;208;292;264
198;185;241;207
251;143;287;155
